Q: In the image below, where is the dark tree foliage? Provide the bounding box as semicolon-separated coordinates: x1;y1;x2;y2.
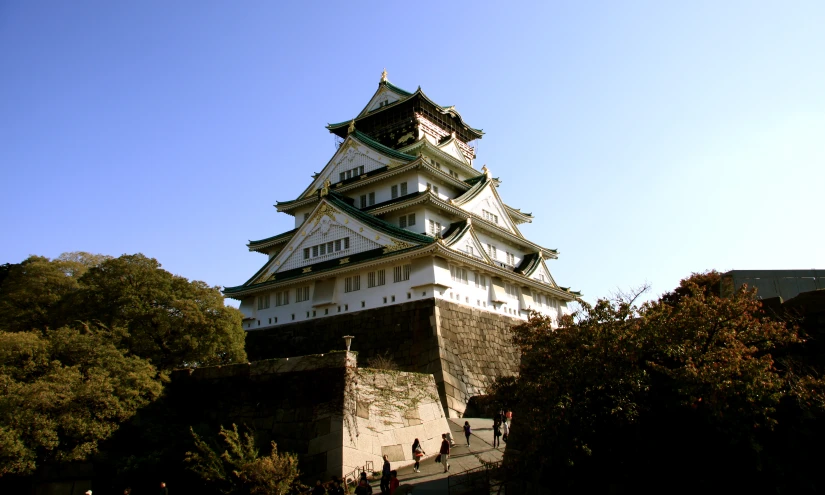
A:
0;325;163;476
493;272;825;494
0;253;246;370
0;252;248;479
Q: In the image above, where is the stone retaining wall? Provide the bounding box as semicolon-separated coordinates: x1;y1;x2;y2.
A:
245;299;522;417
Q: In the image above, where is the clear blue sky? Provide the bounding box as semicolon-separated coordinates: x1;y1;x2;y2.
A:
2;1;823;306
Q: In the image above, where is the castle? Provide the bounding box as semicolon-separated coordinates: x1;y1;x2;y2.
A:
225;72;579;416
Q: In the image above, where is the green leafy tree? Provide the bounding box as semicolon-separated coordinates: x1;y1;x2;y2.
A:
185;424;300;495
493;272;825;493
67;254;247;369
0;252;246;370
0;325;163;476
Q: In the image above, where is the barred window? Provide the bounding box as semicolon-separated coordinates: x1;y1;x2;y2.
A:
368;192;375;206
400;182;407;195
399;213;415;228
296;286;310;302
474;273;487;288
487;244;497;259
368;269;386;288
450;265;468;284
305;237;349;261
393;264;411;283
428;220;442;236
360;195;367;208
483;210;499;224
257;294;270;310
345;275;361;293
275;290;289;306
506;252;515;265
391;185;398;199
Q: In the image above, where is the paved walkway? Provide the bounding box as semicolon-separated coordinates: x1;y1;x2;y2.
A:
371;418;506;494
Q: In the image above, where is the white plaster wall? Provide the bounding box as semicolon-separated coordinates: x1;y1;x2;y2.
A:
293;207;314;229
243;255;568;331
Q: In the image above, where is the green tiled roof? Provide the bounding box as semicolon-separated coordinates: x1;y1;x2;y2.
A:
441;221;470;246
362;191;426;213
351;130;417;161
514;253;542;277
225;192;436;295
328;86;483;139
223;242;429;296
384;80;413;97
327;192;433;244
248;228;298;249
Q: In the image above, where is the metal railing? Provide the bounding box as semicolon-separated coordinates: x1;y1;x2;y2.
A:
342;460;374;491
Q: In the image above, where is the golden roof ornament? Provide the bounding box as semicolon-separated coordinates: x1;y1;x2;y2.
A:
320;179;331;197
481;164;490;177
347;120;355;134
381;68;388;82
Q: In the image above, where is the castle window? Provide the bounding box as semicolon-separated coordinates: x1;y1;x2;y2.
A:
360;195;367;207
483;210;499;224
474;273;487;288
275;290;289;306
391;185;398;199
426;183;439;195
393;264;411;283
345;275;361;293
400;182;407;195
506;252;515;265
399;213;415;228
296;286;310;302
428;220;442;236
305;237;349;261
450;265;468;285
257;295;270;310
368;192;375;206
487;244;497;260
368;269;386;288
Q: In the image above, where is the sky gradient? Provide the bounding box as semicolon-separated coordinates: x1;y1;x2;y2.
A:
2;1;823;306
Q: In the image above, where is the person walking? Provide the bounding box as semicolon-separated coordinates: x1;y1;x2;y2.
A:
463;421;472;446
492;420;502;448
502;419;510;443
412;438;425;473
380;454;391;494
440;433;451;473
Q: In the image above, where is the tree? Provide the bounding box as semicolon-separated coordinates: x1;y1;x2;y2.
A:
0;252;247;370
185;424;300;495
493;272;825;493
0;325;163;476
68;254;247;369
0;256;82;333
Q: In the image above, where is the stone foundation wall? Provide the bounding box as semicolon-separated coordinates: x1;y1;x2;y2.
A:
168;353;352;478
245;299;522;417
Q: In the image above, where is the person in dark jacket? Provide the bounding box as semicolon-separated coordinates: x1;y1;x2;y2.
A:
380;455;391;494
463;421;472;446
440;433;451;472
412;438;425;473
